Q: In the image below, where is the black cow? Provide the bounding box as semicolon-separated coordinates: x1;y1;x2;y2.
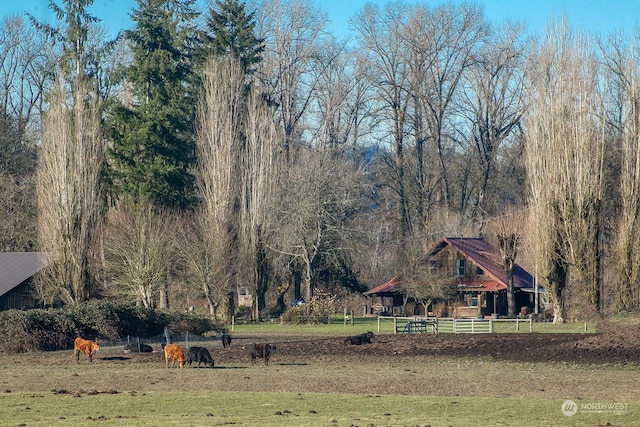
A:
344;331;374;345
250;343;276;366
221;333;232;348
187;346;214;368
124;342;153;353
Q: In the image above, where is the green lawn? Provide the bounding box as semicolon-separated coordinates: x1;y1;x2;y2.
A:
230;315;595;336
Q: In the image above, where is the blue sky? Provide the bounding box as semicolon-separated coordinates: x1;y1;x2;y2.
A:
2;0;639;40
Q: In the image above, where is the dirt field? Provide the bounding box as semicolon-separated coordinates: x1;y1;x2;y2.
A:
3;324;639;396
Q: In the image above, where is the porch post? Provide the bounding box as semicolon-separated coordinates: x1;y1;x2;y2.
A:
493;293;497;315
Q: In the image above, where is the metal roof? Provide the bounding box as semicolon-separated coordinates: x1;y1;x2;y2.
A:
364;276;401;295
0;253;51;297
439;237;535;290
367;237;537;295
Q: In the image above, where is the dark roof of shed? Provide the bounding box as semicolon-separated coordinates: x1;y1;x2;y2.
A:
0;253;51;297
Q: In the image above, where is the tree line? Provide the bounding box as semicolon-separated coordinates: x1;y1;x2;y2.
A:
2;0;640;323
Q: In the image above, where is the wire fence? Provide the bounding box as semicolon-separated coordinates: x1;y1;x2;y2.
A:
97;330;229;355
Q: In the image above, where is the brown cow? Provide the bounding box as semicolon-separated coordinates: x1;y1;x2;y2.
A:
74;337;100;362
164;344;185;369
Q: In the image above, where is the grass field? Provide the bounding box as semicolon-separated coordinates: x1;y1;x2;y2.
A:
230;315;595;336
1;318;637;427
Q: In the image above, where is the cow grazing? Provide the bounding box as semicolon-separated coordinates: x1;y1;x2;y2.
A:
124;342;153;353
250;343;276;366
344;331;374;346
74;337;100;362
221;333;232;348
164;344;186;369
187;346;214;368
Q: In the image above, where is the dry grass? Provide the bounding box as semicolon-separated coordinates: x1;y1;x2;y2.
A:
0;342;638;426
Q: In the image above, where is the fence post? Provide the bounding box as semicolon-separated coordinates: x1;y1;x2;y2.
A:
231;314;235;332
530;318;533;333
516;319;520;332
377;316;381;333
351;310;354;326
394;317;397;334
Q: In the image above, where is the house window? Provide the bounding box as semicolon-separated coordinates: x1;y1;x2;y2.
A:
429;260;437;274
455;259;465;277
469;292;479;307
476;266;483;275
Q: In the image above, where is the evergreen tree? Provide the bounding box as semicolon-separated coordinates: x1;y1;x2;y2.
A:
105;0;198;208
201;0;264;74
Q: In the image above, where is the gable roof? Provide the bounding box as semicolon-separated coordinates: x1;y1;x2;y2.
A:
0;253;51;297
432;237;534;290
366;237;536;295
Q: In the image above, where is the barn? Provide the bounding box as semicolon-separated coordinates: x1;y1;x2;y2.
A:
365;237;542;318
0;252;50;311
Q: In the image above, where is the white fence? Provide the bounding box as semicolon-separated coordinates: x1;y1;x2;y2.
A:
377;316;533;334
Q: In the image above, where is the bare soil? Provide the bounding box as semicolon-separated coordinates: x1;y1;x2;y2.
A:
221;322;640;365
2;325;640;401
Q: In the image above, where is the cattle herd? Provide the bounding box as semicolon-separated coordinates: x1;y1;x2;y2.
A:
73;331;374;368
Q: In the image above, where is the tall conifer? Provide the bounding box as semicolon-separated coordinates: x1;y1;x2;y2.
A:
201;0;264;74
105;0;198;208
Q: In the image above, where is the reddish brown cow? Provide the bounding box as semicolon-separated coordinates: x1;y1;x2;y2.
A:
74;337;100;362
164;344;185;369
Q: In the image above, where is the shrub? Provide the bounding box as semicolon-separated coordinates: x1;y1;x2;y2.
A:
279;306;307;324
0;301;220;353
166;311;218;336
280;290;338;325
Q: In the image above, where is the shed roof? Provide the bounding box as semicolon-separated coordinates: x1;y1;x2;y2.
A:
364;276;401;295
0;253;51;297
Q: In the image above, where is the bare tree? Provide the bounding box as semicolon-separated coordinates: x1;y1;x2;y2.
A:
195;55;279;321
603;33;640;311
196;56;245;321
353;2;412;248
404;3;488;214
399;249;450;316
486;206;528;317
308;40;374;152
36;76;103;304
271;149;366;303
525;20;605;321
0;16;51;251
460;22;527;232
104;202;173;307
254;0;329;161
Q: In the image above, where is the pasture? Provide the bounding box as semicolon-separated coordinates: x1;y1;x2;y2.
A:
1;318;639;426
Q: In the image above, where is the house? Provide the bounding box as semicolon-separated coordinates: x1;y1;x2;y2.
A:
0;252;50;311
365;237;541;318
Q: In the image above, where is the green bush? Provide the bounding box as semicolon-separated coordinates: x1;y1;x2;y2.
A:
166;311;218;335
0;301;220;353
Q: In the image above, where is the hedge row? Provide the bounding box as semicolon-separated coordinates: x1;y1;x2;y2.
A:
0;300;220;353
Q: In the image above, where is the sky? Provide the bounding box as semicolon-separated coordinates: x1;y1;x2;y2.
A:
1;0;639;40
